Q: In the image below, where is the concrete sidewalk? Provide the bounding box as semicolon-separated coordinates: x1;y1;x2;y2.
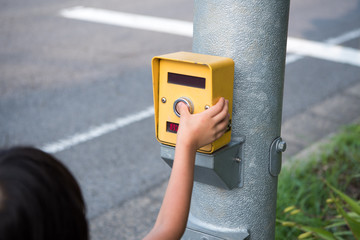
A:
89;81;360;240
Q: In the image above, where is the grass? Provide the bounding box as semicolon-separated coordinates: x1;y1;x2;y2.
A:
276;123;360;239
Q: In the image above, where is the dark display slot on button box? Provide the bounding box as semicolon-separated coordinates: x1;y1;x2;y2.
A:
168;72;205;89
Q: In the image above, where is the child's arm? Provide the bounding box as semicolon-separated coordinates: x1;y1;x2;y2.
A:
143;98;229;240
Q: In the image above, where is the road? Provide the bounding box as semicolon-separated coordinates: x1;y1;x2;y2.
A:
1;0;359;238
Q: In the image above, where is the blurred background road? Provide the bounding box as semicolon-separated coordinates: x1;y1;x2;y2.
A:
1;0;359;239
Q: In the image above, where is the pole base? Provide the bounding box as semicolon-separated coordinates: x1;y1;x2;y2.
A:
182;214;249;240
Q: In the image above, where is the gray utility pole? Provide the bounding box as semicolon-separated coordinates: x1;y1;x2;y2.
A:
185;0;290;239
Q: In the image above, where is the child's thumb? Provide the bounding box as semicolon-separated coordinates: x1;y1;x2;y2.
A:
176;102;190;117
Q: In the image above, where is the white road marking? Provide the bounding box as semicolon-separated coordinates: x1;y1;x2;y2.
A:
61;6;360;67
45;6;360;154
41;107;154;153
286;28;360;64
287;37;360;67
326;28;360;45
60;6;193;37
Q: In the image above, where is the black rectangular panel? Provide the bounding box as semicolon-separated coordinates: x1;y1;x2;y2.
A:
168;72;205;89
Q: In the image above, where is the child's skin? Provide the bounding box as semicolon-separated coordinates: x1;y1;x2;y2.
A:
143;97;230;240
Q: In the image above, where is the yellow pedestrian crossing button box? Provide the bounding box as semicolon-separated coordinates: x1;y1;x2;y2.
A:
152;51;234;154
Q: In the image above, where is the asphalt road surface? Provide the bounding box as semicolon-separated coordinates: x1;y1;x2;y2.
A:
1;0;359;234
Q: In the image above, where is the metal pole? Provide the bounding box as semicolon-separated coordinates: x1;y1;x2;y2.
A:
186;0;290;239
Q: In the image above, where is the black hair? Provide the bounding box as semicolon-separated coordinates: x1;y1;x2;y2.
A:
0;147;88;240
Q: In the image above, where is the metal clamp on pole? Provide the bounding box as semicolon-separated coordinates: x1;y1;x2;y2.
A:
269;137;287;177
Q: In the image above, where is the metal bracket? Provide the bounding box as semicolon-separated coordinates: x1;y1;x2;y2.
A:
269;137;286;177
161;137;245;189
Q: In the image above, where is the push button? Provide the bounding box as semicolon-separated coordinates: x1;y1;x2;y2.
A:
173;97;194;117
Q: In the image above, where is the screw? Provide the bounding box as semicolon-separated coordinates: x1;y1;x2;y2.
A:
205;105;210;110
234;157;242;163
276;140;287;153
161;97;166;103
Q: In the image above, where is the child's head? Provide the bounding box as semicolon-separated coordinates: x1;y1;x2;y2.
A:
0;147;88;240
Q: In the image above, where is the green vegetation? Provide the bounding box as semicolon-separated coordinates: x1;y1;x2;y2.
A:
276;124;360;239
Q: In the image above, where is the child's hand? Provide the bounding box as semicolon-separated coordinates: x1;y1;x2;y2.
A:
176;97;230;150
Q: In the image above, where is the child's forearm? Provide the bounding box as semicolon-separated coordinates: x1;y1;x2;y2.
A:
154;139;196;238
143;138;196;240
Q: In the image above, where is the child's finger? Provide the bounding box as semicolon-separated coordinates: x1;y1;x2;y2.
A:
219;113;230;130
213;99;229;123
206;98;225;117
215;114;230;138
177;102;190;117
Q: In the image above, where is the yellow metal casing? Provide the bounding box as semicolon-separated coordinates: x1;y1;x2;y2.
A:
152;51;234;154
